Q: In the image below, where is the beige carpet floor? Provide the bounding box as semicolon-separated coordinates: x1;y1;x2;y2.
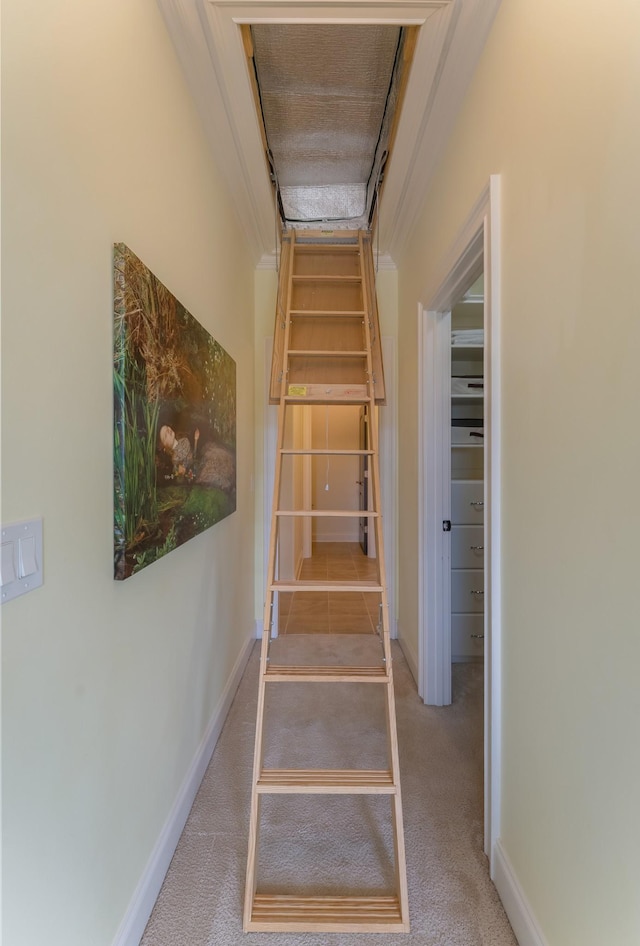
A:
140;637;517;945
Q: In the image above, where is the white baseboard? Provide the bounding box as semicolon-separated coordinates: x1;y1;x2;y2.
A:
255;618;263;639
397;631;418;684
111;632;255;946
493;839;549;946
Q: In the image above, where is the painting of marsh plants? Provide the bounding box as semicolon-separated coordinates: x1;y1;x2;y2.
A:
113;244;236;580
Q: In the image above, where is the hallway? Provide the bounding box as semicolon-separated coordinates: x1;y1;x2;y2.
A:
140;635;516;946
140;632;515;945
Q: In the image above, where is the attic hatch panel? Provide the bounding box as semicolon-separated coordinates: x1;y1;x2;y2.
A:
251;24;403;227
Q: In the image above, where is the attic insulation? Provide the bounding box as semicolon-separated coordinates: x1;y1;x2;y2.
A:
250;24;404;229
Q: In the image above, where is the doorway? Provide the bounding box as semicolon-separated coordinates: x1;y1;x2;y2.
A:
417;177;502;867
450;281;485;663
276;402;378;636
310;404;362;546
264;336;397;638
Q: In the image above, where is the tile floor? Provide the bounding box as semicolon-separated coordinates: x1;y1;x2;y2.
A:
278;541;381;634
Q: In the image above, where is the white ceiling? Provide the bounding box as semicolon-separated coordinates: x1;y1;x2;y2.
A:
156;0;502;266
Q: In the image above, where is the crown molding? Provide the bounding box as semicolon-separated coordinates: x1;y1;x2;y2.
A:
257;253;278;270
374;253;397;271
385;0;503;259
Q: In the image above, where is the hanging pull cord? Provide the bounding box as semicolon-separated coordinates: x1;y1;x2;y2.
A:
267;147;284;273
368;150;386;274
376;174;381;274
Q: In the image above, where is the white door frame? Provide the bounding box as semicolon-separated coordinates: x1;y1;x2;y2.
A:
417;176;502;865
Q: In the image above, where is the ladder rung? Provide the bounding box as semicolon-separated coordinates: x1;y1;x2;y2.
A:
257;769;395;793
270;579;382;592
248;894;406;932
294;242;359;252
275;510;378;518
292;275;361;283
264;665;389;683
280;449;374;456
287;349;367;357
284;383;371;403
290;309;366;318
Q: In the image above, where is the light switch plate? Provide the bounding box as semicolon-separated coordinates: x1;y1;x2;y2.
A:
1;518;43;603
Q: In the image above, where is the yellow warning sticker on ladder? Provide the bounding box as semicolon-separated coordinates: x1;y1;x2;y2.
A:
288;385;307;396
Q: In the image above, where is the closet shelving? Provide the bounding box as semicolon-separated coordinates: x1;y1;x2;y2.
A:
450;312;484;661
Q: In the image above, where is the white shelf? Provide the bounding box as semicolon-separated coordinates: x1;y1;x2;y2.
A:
451;328;484;350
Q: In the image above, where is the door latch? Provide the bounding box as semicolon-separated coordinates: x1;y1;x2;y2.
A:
442;520;451;532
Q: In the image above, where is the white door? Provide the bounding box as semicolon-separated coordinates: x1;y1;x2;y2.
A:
419;307;453;705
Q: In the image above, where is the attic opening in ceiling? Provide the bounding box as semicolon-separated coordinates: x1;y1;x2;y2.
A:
244;24;416;231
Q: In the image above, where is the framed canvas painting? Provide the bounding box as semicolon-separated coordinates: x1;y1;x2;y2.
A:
113;244;236;580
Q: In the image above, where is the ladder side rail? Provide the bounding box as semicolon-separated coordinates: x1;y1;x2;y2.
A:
245;230;298;925
243;729;264;927
263;228;298;631
389;785;410;925
263;232;296;648
361;247;409;924
269;236;293;402
358;231;390;652
358;231;409;924
357;231;391;672
361;232;386;403
359;230;397;767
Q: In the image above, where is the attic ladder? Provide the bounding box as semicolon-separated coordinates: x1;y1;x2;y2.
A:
244;229;409;933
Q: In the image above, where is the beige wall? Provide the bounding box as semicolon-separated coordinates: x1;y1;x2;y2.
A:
398;1;640;943
1;1;255;944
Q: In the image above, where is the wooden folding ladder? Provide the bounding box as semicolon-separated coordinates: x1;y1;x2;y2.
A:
244;229;409;933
